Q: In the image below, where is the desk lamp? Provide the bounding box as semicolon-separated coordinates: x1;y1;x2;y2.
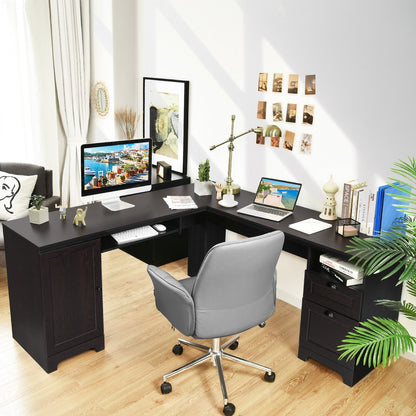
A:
210;115;281;194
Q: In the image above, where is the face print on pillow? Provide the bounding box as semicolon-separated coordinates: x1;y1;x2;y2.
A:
0;171;37;221
1;175;21;214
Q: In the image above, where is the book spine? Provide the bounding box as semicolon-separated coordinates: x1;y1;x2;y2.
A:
373;184;391;235
364;191;377;236
357;187;370;230
321;263;363;286
351;188;361;220
380;183;410;235
319;254;364;279
341;183;352;218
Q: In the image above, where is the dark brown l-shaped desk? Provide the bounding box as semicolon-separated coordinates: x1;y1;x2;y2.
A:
3;183;401;386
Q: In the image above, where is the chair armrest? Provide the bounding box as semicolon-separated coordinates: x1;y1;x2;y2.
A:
42;196;61;211
147;265;195;336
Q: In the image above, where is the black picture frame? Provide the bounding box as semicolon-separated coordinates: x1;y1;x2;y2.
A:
143;77;189;175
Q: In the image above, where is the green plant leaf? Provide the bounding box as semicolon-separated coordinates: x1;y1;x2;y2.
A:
340;157;416;369
376;299;416;321
338;317;416;368
407;280;416;298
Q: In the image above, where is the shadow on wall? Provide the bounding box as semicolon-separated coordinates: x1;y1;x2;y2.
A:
140;0;415;209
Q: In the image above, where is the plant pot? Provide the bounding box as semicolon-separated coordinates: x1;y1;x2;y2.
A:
29;206;49;225
194;180;213;196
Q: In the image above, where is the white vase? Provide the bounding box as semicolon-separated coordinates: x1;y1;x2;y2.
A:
194;180;213;196
29;206;49;225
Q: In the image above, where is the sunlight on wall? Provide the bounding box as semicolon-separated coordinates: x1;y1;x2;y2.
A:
225;36;362;212
170;1;245;89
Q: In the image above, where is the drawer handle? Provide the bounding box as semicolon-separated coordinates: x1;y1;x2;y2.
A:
327;282;337;290
325;310;335;318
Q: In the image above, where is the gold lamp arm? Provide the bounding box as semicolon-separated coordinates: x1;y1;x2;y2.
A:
209;115;281;194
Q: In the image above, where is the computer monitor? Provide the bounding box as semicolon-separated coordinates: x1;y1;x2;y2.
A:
81;138;152;211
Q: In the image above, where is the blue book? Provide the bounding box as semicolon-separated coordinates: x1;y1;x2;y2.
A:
379;183;410;235
373;183;391;236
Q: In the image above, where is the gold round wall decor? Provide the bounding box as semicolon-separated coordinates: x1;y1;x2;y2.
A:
92;81;109;117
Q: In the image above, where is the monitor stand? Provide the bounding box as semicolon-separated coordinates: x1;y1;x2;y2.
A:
101;197;134;211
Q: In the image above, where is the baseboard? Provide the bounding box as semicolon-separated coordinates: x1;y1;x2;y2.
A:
277;289;302;309
404;350;416;363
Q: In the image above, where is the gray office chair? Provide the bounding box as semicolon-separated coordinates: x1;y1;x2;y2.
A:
147;230;285;416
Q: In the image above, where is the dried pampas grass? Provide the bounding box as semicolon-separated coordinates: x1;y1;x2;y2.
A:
115;108;141;140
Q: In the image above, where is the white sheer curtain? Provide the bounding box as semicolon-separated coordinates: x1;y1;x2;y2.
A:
0;0;60;185
50;0;90;207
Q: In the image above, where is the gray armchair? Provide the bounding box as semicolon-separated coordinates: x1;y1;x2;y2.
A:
0;162;60;211
147;230;285;416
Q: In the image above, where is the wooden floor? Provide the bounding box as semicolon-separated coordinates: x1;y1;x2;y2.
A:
1;249;416;416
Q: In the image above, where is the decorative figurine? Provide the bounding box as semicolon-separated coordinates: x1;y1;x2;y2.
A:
73;206;88;227
55;204;68;221
214;182;223;200
319;175;339;220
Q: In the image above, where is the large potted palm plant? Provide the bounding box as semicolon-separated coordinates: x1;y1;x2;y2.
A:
338;157;416;368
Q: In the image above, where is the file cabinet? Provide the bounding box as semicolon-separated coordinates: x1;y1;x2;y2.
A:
298;264;402;386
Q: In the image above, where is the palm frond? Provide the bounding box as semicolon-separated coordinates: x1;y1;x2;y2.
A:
346;232;413;281
346;220;416;284
390;156;416;185
375;299;416;321
389;157;416;216
406;279;416;298
338;317;416;368
340;157;416;370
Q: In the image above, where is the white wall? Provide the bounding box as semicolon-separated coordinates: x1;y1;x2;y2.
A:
94;0;416;360
133;0;416;212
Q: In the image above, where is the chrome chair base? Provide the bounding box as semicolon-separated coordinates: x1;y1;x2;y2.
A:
160;336;275;415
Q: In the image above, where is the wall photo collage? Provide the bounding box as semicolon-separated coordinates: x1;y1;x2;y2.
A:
256;73;316;155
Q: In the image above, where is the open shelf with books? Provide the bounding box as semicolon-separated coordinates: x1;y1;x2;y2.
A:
340;179;410;237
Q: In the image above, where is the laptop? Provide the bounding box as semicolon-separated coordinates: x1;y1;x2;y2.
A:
237;177;302;222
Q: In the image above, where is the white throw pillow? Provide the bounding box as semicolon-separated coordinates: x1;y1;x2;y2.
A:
0;170;38;220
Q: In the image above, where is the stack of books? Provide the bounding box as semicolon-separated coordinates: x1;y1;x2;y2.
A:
340;180;410;236
320;253;364;286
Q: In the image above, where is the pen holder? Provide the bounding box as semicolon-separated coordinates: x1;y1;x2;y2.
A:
336;218;360;237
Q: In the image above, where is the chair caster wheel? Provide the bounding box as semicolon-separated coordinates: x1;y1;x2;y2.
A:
259;322;266;328
161;381;172;394
229;340;239;350
264;371;276;382
223;402;236;416
172;344;183;355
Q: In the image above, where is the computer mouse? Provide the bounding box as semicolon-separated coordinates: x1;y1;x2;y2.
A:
153;223;166;232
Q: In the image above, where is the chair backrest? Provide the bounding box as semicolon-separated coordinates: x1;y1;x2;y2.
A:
0;162;52;198
191;230;284;339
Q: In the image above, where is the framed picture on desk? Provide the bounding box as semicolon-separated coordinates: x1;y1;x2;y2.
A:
143;77;189;175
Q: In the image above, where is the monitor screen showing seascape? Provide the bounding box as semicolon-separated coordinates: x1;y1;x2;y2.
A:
81;139;152;197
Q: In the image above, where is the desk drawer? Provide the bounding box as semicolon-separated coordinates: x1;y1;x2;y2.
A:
303;270;363;321
299;299;356;369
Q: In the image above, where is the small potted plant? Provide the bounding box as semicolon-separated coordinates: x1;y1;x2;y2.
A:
194;159;213;196
29;195;49;225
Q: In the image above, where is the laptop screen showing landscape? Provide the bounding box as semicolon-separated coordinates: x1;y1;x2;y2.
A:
254;178;302;211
